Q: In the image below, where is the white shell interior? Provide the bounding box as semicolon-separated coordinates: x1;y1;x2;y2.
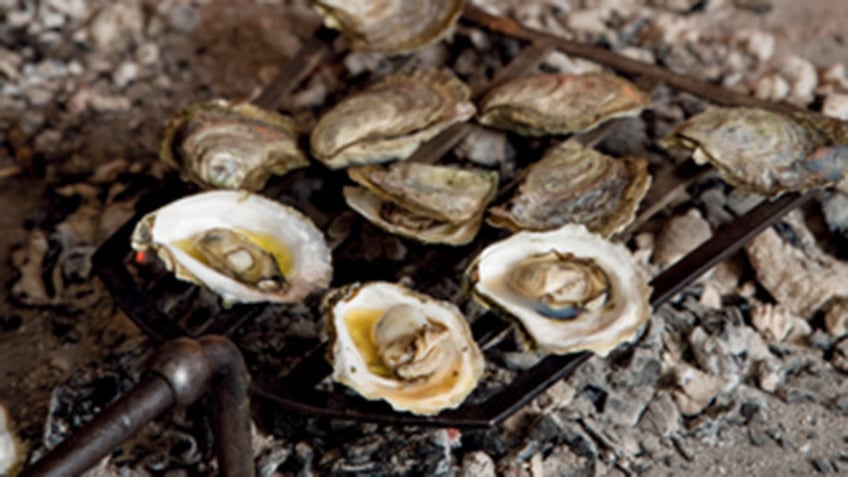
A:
140;190;332;304
329;282;484;415
472;224;651;356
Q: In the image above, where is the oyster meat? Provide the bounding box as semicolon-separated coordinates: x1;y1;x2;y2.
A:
310;0;464;54
344;162;499;245
310;70;475;169
488;140;650;237
132;191;332;305
161;100;308;191
661;107;848;195
466;224;651;356
325;281;484;415
478;72;652;137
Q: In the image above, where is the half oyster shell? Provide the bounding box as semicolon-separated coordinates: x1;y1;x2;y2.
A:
661;107;848;195
325;281;484;415
131;191;332;306
310;0;464;54
466;224;652;356
488;140;651;237
344;162;499;245
478;72;652;137
161;99;308;191
310;70;475;169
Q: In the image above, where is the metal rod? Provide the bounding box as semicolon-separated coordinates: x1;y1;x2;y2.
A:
462;4;805;115
253;37;332;111
22;336;254;477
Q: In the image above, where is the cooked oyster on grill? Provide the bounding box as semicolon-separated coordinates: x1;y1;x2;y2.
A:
488;140;650;237
661;107;848;195
310;70;475;169
161;100;308;191
466;224;651;356
478;72;652;136
131;191;332;306
325;281;484;415
344;162;499;245
310;0;464;54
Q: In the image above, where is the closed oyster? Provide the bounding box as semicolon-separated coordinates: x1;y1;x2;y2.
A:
161;100;308;191
131;191;332;305
488;140;650;237
344;162;499;245
310;0;464;54
325;281;484;415
310;70;475;169
466;224;651;356
660;107;848;195
478;72;652;137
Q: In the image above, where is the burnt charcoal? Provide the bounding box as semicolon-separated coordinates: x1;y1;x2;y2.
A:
462;428;509;460
0;314;22;332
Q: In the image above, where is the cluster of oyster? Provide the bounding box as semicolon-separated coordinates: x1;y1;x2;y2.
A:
133;3;665;415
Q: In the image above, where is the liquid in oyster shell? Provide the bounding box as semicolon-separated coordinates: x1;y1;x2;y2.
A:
466;224;651;356
488;140;650;237
478;72;652;136
310;69;475;169
325;281;484;415
344;162;498;245
310;0;464;54
661;107;848;196
160;100;307;191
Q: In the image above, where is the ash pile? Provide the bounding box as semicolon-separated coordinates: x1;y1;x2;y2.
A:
3;1;848;476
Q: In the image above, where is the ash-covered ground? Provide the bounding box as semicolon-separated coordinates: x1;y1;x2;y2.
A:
3;1;848;476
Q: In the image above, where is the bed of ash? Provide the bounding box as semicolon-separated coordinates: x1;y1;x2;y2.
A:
3;0;848;475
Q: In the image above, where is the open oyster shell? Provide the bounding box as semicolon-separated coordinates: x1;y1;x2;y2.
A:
310;0;464;54
161;99;308;191
661;107;848;196
344;162;499;245
466;224;652;356
131;191;332;306
488;140;651;237
310;70;475;169
325;281;484;415
478;72;652;137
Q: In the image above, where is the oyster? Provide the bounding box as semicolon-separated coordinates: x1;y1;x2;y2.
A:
466;224;651;356
344;162;499;245
310;0;464;54
132;191;332;305
488;140;650;237
478;72;652;136
660;107;848;195
310;70;475;169
325;281;484;415
161;99;307;191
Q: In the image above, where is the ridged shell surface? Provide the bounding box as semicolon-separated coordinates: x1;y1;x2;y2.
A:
310;70;475;169
478;72;651;136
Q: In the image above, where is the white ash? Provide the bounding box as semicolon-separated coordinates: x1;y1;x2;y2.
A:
751;302;812;344
652;207;712;269
824;298;848;338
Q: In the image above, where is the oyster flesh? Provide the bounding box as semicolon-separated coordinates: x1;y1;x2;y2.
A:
310;0;464;54
344;162;499;245
325;281;484;415
161;99;308;191
310;70;475;169
132;191;332;305
488;140;651;237
478;72;652;136
661;107;848;195
466;224;652;356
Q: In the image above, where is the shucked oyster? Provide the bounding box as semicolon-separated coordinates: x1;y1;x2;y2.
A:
488;140;651;237
132;191;332;305
310;70;475;169
325;281;484;415
344;162;499;245
478;72;652;137
310;0;464;54
661;107;848;196
161;100;308;191
466;224;651;356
